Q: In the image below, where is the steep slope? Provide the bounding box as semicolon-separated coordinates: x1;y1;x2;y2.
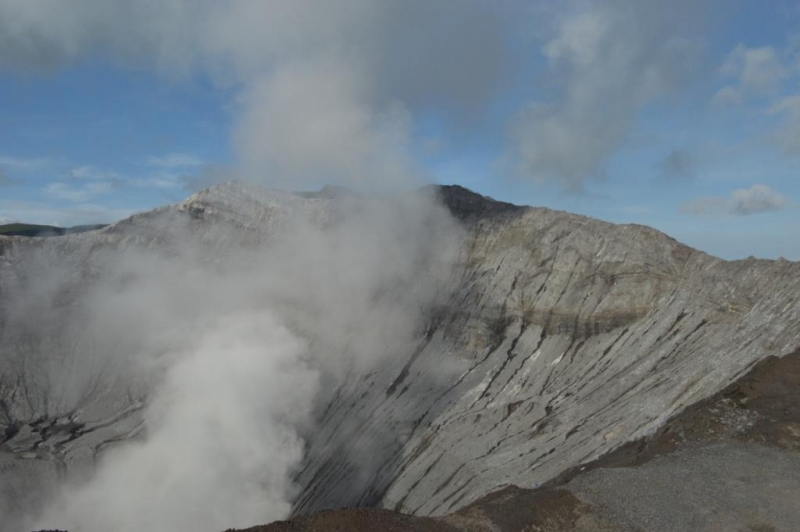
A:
239;348;800;531
1;183;798;530
292;185;799;516
0;184;339;528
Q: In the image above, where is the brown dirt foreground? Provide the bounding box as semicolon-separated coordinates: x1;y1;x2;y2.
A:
233;349;800;532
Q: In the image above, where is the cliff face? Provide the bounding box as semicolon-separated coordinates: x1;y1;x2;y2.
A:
1;183;798;529
294;185;800;516
239;349;800;532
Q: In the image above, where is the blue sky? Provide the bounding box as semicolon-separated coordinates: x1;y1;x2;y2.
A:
0;0;798;260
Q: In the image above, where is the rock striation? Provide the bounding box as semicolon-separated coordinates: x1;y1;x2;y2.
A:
240;348;800;532
293;184;799;516
1;183;798;529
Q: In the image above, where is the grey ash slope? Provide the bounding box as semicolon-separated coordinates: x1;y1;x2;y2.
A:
0;184;336;527
293;185;799;516
0;183;798;527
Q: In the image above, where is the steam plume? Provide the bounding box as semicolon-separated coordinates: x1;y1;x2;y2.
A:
24;188;461;531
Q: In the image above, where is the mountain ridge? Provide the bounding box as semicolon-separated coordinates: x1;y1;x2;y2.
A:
1;181;790;265
1;182;798;531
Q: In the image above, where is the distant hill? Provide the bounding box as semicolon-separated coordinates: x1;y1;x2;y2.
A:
0;223;106;237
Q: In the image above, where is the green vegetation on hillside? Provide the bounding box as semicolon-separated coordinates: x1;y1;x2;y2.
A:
0;223;106;237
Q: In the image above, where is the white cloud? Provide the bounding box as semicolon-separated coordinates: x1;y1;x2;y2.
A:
127;175;182;190
770;95;800;116
768;95;800;155
138;152;208;190
681;196;727;215
711;85;743;106
682;184;790;215
146;153;204;169
0;1;513;190
730;184;790;214
0;154;54;171
44;181;113;202
506;0;705;191
69;165;120;181
65;161;185;194
714;45;787;105
712;40;800;156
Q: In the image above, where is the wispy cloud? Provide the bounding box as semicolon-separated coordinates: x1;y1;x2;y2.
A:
127;175;182;189
47;164;126;201
712;40;800;156
69;165;121;181
729;184;790;214
682;184;790;215
0;154;54;171
713;45;787;106
768;95;800;156
68;162;184;190
44;181;114;202
146;153;204;169
506;1;705;191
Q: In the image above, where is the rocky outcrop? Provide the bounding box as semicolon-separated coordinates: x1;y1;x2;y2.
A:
1;183;798;530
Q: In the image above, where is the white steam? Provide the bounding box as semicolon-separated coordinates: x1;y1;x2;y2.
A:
39;312;314;530
25;188;462;531
0;1;712;190
1;3;481;527
234;60;416;188
0;1;710;529
0;0;512;189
